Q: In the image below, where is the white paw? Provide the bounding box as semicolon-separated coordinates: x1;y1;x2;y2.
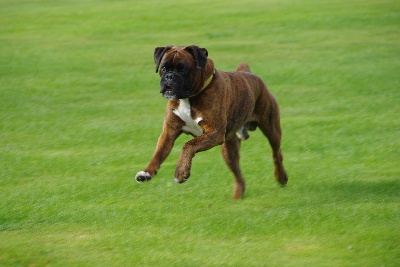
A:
135;171;152;183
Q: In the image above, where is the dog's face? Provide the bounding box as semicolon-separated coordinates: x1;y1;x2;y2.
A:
154;45;210;100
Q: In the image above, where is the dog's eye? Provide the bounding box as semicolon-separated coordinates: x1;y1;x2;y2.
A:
161;66;166;72
178;66;187;73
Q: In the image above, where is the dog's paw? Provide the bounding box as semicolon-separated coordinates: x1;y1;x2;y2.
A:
174;170;190;184
174;177;188;184
135;171;152;183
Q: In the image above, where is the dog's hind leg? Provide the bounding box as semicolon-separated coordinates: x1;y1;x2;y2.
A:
221;136;246;199
257;103;288;186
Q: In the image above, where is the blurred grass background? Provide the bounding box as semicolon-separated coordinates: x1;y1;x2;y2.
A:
1;0;399;266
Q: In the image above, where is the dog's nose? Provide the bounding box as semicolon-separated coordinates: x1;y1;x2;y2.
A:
164;72;174;81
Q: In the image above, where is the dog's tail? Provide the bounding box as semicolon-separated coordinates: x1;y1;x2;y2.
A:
236;62;251;73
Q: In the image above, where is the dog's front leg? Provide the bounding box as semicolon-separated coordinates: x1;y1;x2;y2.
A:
174;124;225;183
136;123;182;183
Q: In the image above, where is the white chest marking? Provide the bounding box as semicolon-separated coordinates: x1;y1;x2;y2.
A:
172;98;204;136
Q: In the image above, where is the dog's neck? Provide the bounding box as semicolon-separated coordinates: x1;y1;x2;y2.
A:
201;70;215;90
171;71;215;136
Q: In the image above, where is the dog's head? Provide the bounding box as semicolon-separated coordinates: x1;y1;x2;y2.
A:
154;45;214;100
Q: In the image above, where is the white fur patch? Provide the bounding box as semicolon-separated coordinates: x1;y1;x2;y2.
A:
172;98;204;136
236;126;246;140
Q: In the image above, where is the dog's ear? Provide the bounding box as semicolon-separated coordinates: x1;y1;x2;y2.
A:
184;45;208;69
154;46;173;73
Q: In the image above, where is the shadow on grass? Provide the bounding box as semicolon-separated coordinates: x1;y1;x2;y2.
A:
246;178;399;208
326;179;399;203
281;178;400;206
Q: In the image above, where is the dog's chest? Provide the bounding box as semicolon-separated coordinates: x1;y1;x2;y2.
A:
172;99;204;136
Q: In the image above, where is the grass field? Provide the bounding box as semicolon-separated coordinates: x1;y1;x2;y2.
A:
1;0;399;266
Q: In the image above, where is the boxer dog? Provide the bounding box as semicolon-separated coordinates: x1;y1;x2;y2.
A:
135;45;288;199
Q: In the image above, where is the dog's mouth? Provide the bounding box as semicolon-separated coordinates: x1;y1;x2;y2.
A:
164;85;173;93
162;85;177;100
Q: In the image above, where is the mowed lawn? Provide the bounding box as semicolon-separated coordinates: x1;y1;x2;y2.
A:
1;0;399;266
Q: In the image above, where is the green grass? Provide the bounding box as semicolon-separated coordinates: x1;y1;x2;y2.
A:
1;0;399;266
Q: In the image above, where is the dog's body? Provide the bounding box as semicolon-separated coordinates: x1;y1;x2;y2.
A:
135;45;288;199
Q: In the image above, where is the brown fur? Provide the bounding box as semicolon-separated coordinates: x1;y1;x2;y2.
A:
136;46;288;199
